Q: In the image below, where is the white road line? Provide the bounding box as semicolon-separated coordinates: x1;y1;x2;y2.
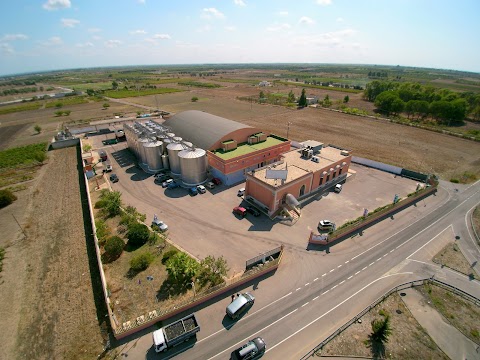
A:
355;271;360;275
313;278;319;282
337;265;342;268
329;269;334;273
339;280;345;285
206;308;298;360
198;291;293;343
302;302;309;307
267;272;414;353
313;296;319;301
376;258;382;262
466;204;480;252
362;266;367;271
369;262;375;266
407;225;452;259
347;276;353;280
383;254;388;258
331;285;338;290
345;260;350;264
296;288;301;292
396;245;402;249
390;249;395;253
305;283;310;287
322;273;327;277
323;289;330;294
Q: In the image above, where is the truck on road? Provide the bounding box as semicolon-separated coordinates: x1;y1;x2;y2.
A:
153;313;200;352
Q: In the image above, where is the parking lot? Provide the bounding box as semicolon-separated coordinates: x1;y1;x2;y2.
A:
88;132;418;275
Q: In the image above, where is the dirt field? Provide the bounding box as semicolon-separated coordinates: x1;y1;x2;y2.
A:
433;242;480;280
0;147;105;360
321;292;448;359
123;84;480;180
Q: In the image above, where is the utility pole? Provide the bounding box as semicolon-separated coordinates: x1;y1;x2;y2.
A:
287;122;292;139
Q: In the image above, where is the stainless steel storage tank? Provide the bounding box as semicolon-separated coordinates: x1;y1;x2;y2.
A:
166;132;175;139
144;141;163;172
167;143;185;175
162;138;172;154
179;148;207;186
137;137;150;166
173;136;182;142
162;154;169;170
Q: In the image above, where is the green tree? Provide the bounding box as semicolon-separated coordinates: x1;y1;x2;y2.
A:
374;91;403;116
343;95;349;103
198;255;229;286
86;89;95;96
287;90;296;103
130;253;155;271
126;223;150;247
259;90;265;100
0;189;17;208
95;219;110;246
322;94;332;108
103;103;110;109
298;88;307;108
370;314;392;344
54;110;63;117
112;81;119;90
99;190;122;218
55;102;63;109
166;252;199;283
104;236;124;260
34;124;42;134
191;96;199;102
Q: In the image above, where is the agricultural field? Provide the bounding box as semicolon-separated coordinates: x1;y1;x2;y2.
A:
103;87;183;99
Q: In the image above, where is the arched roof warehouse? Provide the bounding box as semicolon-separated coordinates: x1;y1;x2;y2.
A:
163;110;260;151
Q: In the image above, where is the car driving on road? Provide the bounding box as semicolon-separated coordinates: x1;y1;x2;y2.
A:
230;337;266;360
318;219;335;231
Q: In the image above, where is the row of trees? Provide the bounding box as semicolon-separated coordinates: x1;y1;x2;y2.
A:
2;87;41;96
365;80;480;123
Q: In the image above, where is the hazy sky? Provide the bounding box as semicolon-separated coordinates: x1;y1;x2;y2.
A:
0;0;479;76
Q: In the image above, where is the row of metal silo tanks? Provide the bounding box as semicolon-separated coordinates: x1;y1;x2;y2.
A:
123;121;208;186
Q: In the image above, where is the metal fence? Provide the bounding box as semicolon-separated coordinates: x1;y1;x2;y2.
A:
246;246;283;269
300;277;480;359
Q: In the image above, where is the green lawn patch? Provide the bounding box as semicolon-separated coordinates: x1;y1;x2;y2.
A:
0;143;48;168
104;88;183;98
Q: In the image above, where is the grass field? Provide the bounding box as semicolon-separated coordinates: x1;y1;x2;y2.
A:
44;96;90;108
104;87;182;98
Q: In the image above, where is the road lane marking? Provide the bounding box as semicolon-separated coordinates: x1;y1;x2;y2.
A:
337;265;342;268
322;273;327;277
313;296;319;301
198;291;293;344
345;260;350;264
331;285;338;290
302;302;309;307
206;308;298;360
376;258;382;262
296;288;301;292
313;278;319;282
323;289;330;294
305;283;310;286
329;269;334;273
396;245;402;249
407;225;451;259
383;254;388;258
355;271;360;275
267;272;414;353
362;266;367;271
390;249;395;253
339;280;345;285
369;262;375;266
347;276;353;280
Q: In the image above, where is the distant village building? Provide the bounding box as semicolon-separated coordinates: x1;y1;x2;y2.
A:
259;81;271;87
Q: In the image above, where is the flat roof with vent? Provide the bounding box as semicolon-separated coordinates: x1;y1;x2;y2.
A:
211;136;284;160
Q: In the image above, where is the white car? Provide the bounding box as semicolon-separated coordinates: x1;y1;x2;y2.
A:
152;219;168;232
318;220;335;231
237;188;245;197
197;185;206;194
206;182;215;189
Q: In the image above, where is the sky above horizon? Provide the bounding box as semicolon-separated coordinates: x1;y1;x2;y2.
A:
0;0;479;76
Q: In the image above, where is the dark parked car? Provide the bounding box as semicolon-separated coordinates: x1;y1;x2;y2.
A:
212;177;222;185
230;337;266;360
246;206;260;217
167;182;179;189
154;174;171;183
233;206;247;218
110;174;119;183
189;187;198;196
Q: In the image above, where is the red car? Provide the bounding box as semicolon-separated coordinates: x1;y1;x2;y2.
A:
212;177;222;185
233;206;247;217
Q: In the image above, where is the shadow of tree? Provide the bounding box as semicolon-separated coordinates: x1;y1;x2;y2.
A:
156;277;189;302
366;338;386;359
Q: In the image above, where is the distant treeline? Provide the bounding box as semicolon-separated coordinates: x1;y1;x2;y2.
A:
0;80;36;86
1;87;40;96
364;80;480;123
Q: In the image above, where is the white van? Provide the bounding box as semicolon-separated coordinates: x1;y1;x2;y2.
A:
334;184;342;193
311;156;320;163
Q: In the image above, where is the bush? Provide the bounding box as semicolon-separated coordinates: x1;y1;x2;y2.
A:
162;249;178;264
450;178;460;183
94;199;108;209
95;219;110;246
98;190;122;217
0;189;17;208
126;223;150;246
191;96;199;102
104;236;124;259
130;253;155;271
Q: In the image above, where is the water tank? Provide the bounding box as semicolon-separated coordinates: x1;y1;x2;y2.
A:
167;143;185;175
166;132;175;139
144;141;163;172
137;138;150;166
173;136;182;142
183;141;193;148
162;138;172;154
162;154;169;170
179;148;207;186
